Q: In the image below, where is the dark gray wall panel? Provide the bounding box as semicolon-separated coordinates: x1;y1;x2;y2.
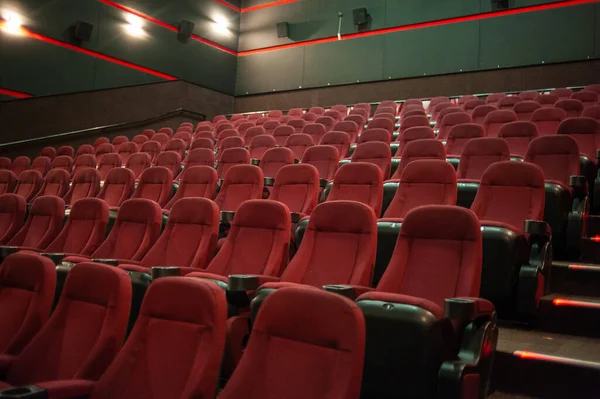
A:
235;48;304;95
0;95;15;103
386;0;480;26
596;3;600;58
94;61;163;90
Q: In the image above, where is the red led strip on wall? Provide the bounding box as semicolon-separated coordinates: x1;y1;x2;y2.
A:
214;0;298;13
553;298;600;309
238;0;598;56
98;0;237;55
0;88;32;99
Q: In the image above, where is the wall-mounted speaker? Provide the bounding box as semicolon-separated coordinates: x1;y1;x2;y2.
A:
74;21;93;42
178;20;195;39
353;8;368;25
276;22;289;38
491;0;509;11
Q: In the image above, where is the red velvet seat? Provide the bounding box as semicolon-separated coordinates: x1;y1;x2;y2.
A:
498;95;521;110
300;112;318;122
343;114;366;134
31;156;51;177
513;100;541;121
0;194;26;245
139;141;162;163
432;107;463;130
173;132;192;148
93;137;110;148
243;126;265;146
333;121;359;143
486;92;507;107
111;136;128;151
125;152;152;180
50;156;74;174
163;138;186;158
550;88;574;99
215;165;264;212
287;108;304;117
301;145;340;182
248;135;275;161
445;123;485;157
376;106;397;117
350;108;369;120
194;125;213;135
0;263;131;397
284;133;315;162
217;148;250;180
44;198;108;257
94;143;115;163
458;95;479;107
302;123;327;145
331;104;349;116
428;97;450;114
0;253;56;355
358;128;391;144
72;154;96;178
273;125;295;147
483;110;519;137
472;105;497;125
367;118;395;136
262;120;280;136
237;122;255;137
436;112;472;142
320;131;351;158
397;115;430;137
267;110;283;119
141;129;155;138
117;141;138;164
497;121;539;158
430;102;453;122
219;136;245;159
75;144;95;160
287;119;306;134
7;195;65;251
0;171;16;195
315;116;335;132
351;142;392;179
571;91;599;109
308;106;325;116
31;169;70;201
97;168;135;208
555;99;584;118
395;126;435;155
131;167;173;208
535;93;559;107
220;286;365;399
531;107;567;136
87;277;225;399
132;134;148;146
391;139;446;180
326;163;383;217
155;151;182;178
63;198;162;264
120;198;219;273
64;168;101;206
0;158;10;171
213;115;227;124
582;105;600;122
97;153;121;181
13;171;42;203
270;164;319;217
190;137;215;151
260;147;294;179
557;117;600;160
57;146;74;158
463;99;486;115
519;91;540;101
164;166;217;211
353;102;372;115
152;133;170;148
181;149;215;178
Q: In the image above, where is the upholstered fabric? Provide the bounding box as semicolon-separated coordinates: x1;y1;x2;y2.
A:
155;151;182;178
470;161;545;233
367;118;395;135
31;169;70;201
140;141;162;163
302;123;328;145
132;134;149;145
219;286;365;399
436;112;472;141
261;147;295;179
262;121;280;136
471;105;497;125
164;166;218;211
445;123;485;157
332;121;359;143
183;148;215;174
45;198;108;256
550;88;574;99
398;115;430;137
111;136;129;151
463;99;486;115
270;164;319;215
525;135;580;186
395;126;435;155
72;154;97;178
248;135;275;161
498;96;521;110
582;105;600;122
327;163;383;217
431;102;453;122
13;170;42;203
315;116;335;132
351;142;392;179
383;160;457;220
97;153;122;181
8;195;65;250
0;194;26;245
64;168;101;206
0;253;56;355
94;143;115;163
93;137;110;148
555;99;584;118
497;121;539;158
126;152;152;179
531;107;567;136
557;117;600;159
301;145;340;181
392;139;446;180
97;167;135;208
534;93;559;107
217;148;251;180
164;138;187;157
76;145;95;159
358;128;391;144
214;165;264;212
0;170;17;195
51;156;74;174
433;107;463;130
483;110;519;137
273;125;295;147
152;133;170;148
31;156;51;177
456;138;510;180
320;131;351;158
117;142;138;164
57;146;75;158
284;133;315;161
131;167;173;208
571;91;599;109
513;101;541;121
190;137;214;151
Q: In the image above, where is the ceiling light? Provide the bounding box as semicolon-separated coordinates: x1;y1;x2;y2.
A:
2;13;23;35
124;14;144;37
212;15;229;34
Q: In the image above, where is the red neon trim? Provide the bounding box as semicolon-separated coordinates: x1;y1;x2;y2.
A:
553;298;600;309
0;21;177;81
98;0;237;55
214;0;241;12
514;351;600;369
590;235;600;242
239;0;596;56
0;88;32;99
569;264;600;271
242;0;298;13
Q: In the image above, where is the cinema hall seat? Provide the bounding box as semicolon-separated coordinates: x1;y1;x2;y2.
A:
217;148;250;180
215;165;264;212
273;125;295;147
139;140;162;163
472;105;497;125
366;117;395;136
0;253;56;356
163;166;218;212
57;146;75;158
132;134;149;146
96;167;135;209
513;100;541;121
182;148;215;174
13;171;42;204
390;138;446;180
393;126;435;156
155;151;182;179
31;169;70;201
0;194;26;245
260;147;295;184
269;164;319;219
72;154;96;178
483;110;519;138
571;90;599;109
248;135;275;162
75;144;95;159
219;287;365;399
486;92;508;107
302;123;328;145
445;123;485;168
320;131;351;158
357;128;392;146
470;161;550;316
531;107;567;136
97;153;122;181
497;121;539;159
436;112;472;142
51;156;74;174
131;166;174;208
0;263;131;398
63;167;101;206
356;205;497;399
463;99;486;115
31;157;51;177
284;133;314;161
350;142;392;179
324;162;383;217
0;171;17;195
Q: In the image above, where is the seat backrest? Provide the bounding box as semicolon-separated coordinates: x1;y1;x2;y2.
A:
437;111;472;141
271;125;294;147
525;135;580;186
244;126;266;145
377;206;482;307
141;129;155;138
155;151;182;178
183;148;215;172
6;263;131;385
308;106;325;116
51;155;74;173
397;115;430;137
270;164;319;215
471;105;497;125
132;166;173;207
519;91;540;101
219;286;365;399
13;170;42;203
237;122;256;137
571;91;599;108
531;107;568;135
483;110;519;137
97;167;136;208
383;160;457;219
314;116;335;132
555;99;584;118
0;157;11;171
302;123;328;145
219;136;245;156
8;195;65;250
97;153;122;181
206;200;290;277
284;133;315;161
431;102;453;122
535;93;559;107
282;201;377;287
142;198;219;269
64;167;101;206
458;95;479;106
217;148;251;179
585;84;600;95
333;121;359;143
94;137;110;148
358;128;391;144
262;120;280;136
173;132;192;148
40;147;56;161
261;147;295;178
91;198;162;260
445;123;485;157
0;253;56;355
471;161;545;233
45;198;108;256
301;145;340;181
344;114;366;132
267;110;283;119
301;112;318;122
433;107;463;130
0;194;26;245
132;134;149;146
249;132;275;160
351;142;392;179
557;117;600;159
190;137;215;151
215;165;264;211
320;131;351;158
376;106;397;116
256;117;269;126
498;96;521;110
112;135;128;150
457;137;510;180
139;141;162;162
350;107;369;119
94;143;115;162
463;99;486;115
497;121;539;158
33;168;70;200
367;117;395;135
582;105;600;122
117;141;138;164
31;156;51;177
513;100;541;121
164;166;218;211
125;152;152;179
332;104;349;115
153;133;170;147
327;162;383;216
288;108;304;117
163;138;186;157
550;88;574;99
73;154;97;178
0;170;17;195
392;139;446;179
57;146;75;158
11;157;31;179
486;93;507;106
396;126;435;155
90;277;225;399
76;144;95;159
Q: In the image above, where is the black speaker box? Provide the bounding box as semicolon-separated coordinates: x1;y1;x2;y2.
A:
74;21;93;42
353;8;368;25
178;20;195;38
492;0;509;11
276;22;289;38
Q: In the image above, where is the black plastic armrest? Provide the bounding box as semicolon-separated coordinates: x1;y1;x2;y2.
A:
0;386;48;399
228;275;260;291
323;285;357;300
569;175;588;200
220;211;235;223
595;148;600;162
91;259;119;266
263;177;275;187
250;158;260;166
151;266;181;280
523;220;551;238
319;178;329;189
290;212;301;224
0;247;20;259
444;298;496;323
40;253;66;264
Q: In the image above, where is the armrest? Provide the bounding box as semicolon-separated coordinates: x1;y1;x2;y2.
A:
35;380;95;399
444;297;496;323
91;259;120;266
0;386;47;399
523;220;551;239
151;266;181;280
263;177;275;187
220;211;235;223
595;148;600;163
40;253;66;264
319;178;329;189
290;212;301;224
0;247;20;260
250;158;260;166
323;284;374;300
569;175;588;201
228;275;281;291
